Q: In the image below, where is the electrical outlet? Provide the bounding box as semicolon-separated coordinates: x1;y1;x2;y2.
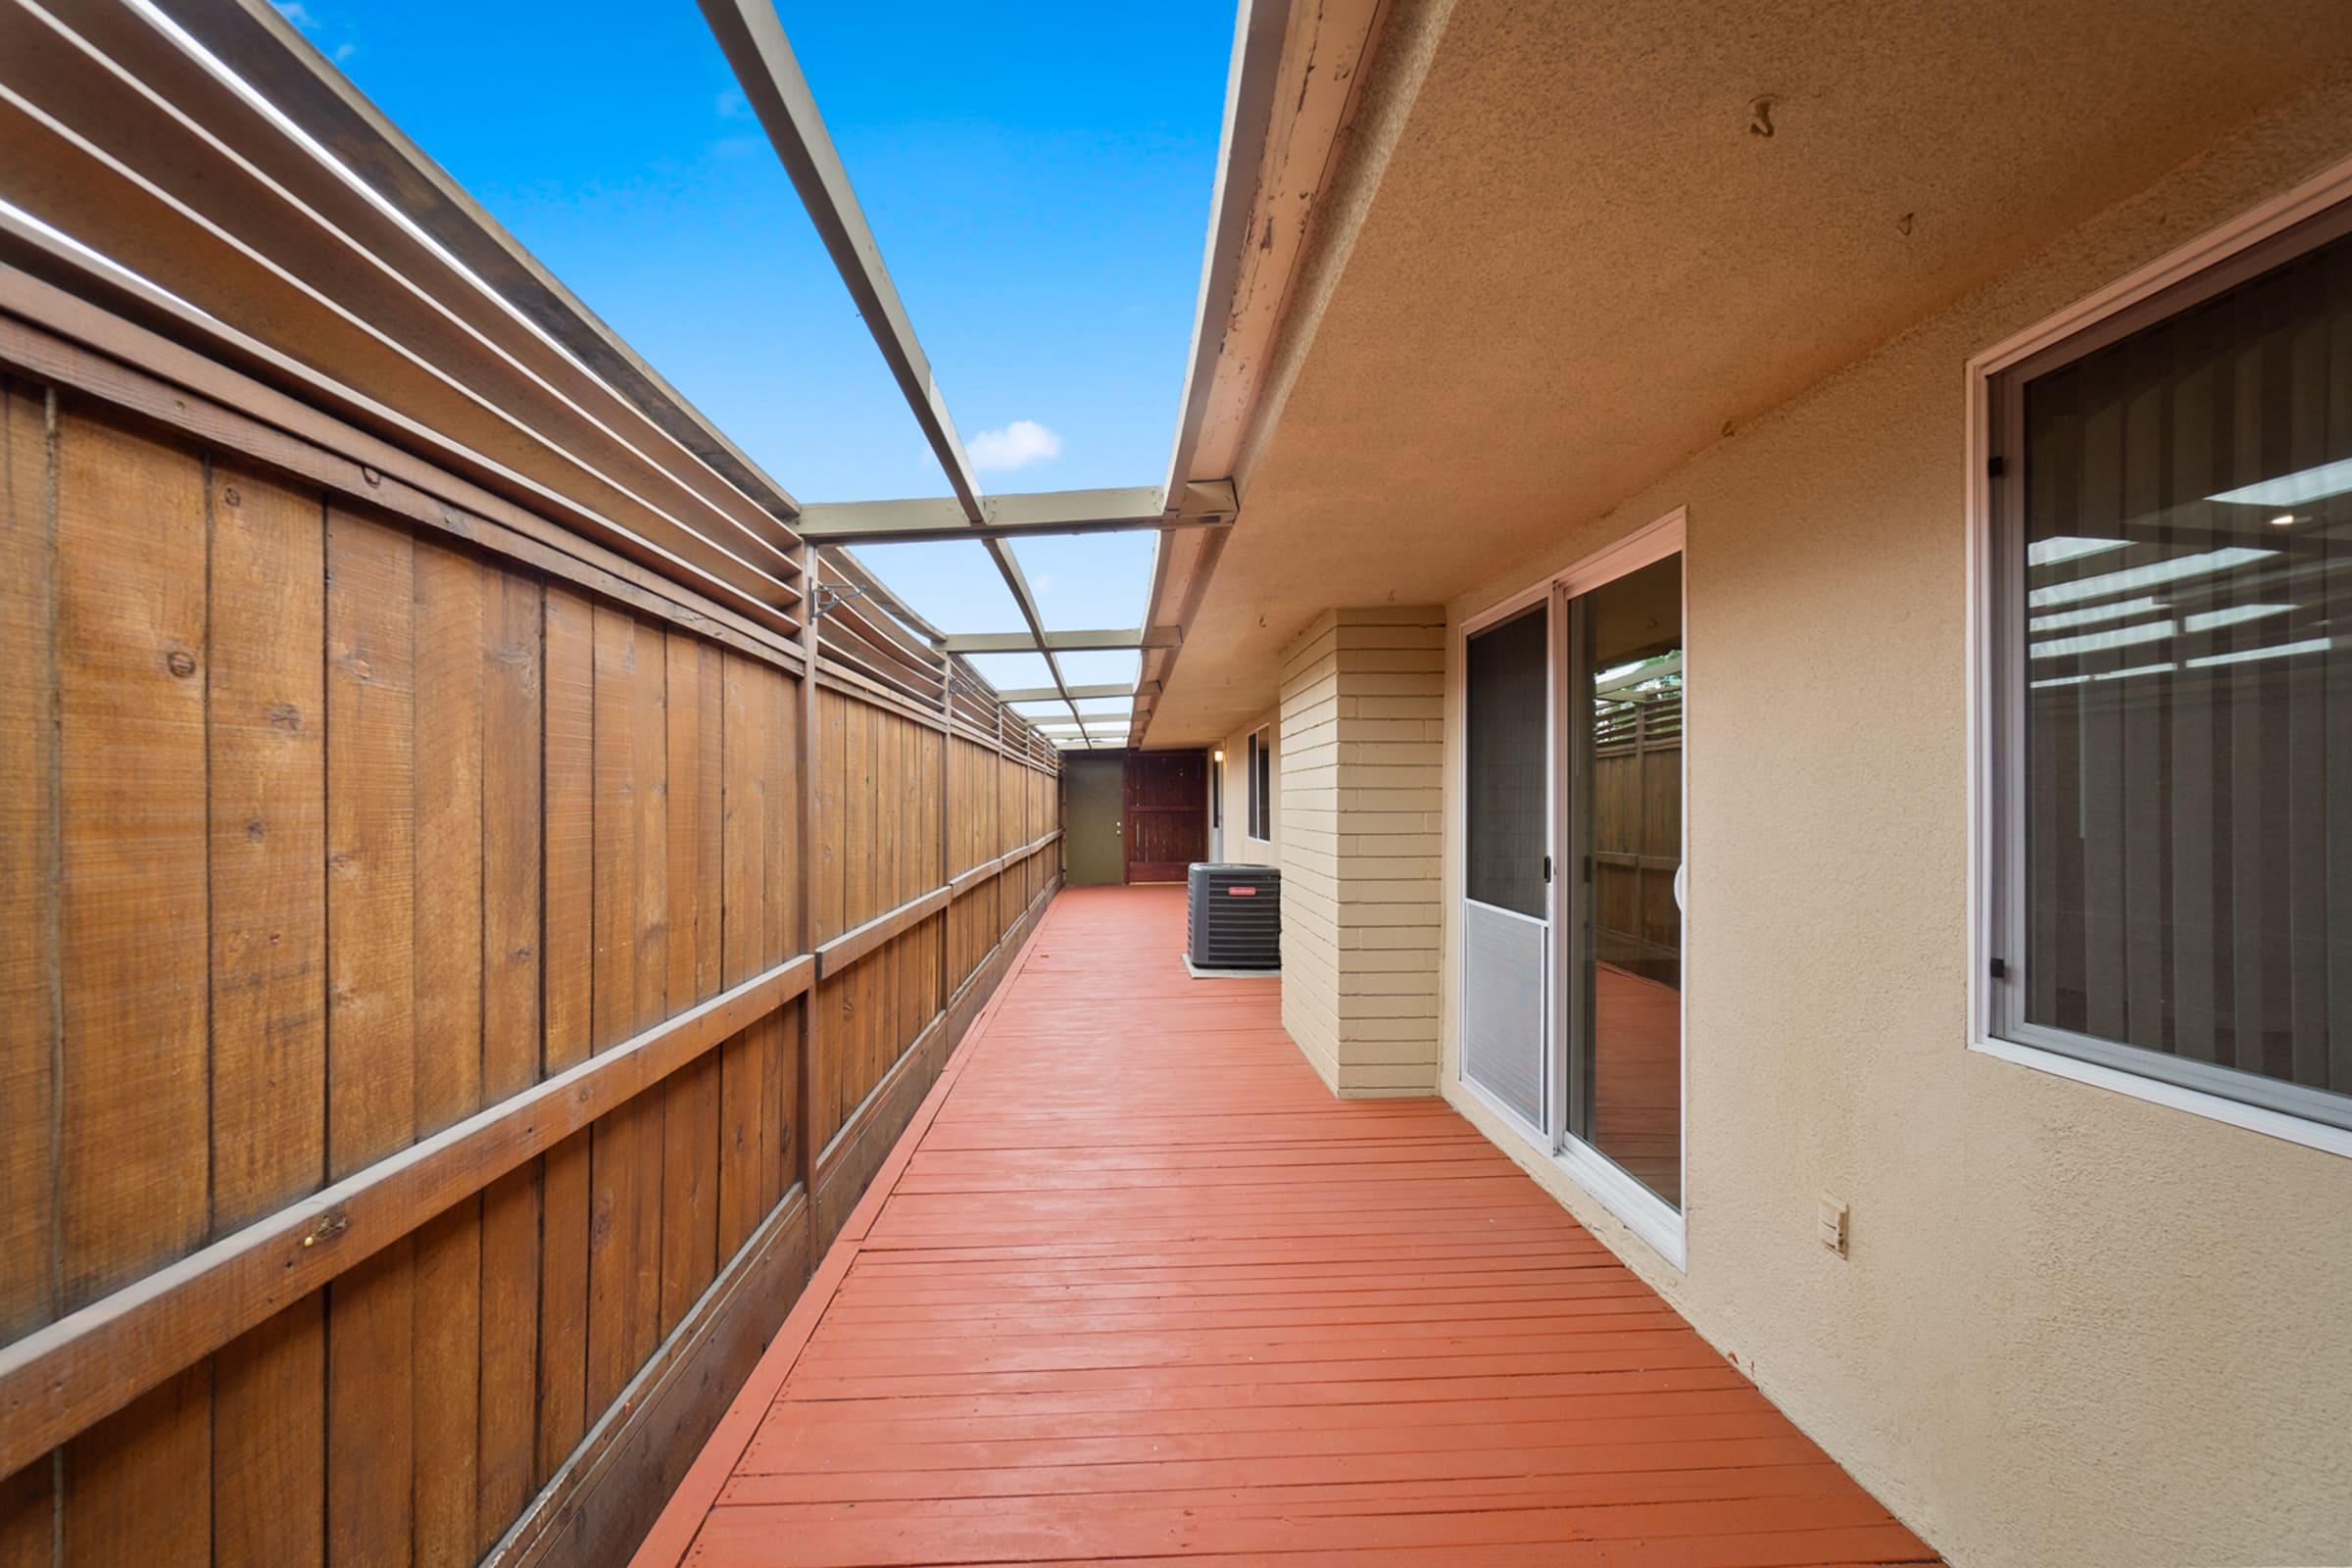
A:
1817;1194;1848;1257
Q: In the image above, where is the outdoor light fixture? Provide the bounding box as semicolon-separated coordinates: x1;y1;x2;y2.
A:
1213;748;1225;761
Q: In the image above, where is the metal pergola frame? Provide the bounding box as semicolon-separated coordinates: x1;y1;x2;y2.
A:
0;0;1364;752
697;0;1295;747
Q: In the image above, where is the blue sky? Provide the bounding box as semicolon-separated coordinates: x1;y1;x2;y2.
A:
278;0;1235;664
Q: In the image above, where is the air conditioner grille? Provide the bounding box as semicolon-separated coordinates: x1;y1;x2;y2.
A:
1187;863;1281;970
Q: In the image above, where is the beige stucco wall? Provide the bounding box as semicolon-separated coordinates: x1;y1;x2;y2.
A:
1281;609;1446;1097
1210;706;1280;867
1433;87;2352;1568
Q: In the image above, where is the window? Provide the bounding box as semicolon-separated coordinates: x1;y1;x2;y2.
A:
1982;200;2352;1140
1246;727;1271;841
1210;753;1222;829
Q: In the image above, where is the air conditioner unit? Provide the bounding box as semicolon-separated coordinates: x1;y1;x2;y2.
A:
1187;863;1281;973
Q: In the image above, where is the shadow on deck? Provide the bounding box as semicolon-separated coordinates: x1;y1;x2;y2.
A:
631;885;1939;1567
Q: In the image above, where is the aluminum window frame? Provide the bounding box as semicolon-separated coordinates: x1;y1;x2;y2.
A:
1245;724;1272;844
1966;155;2352;1160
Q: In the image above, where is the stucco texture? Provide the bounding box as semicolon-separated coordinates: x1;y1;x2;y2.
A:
1432;82;2352;1568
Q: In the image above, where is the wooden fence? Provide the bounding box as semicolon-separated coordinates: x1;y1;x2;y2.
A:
1592;685;1682;984
0;319;1062;1568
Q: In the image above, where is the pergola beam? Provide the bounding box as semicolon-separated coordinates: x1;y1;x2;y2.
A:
999;684;1136;703
940;627;1180;655
983;533;1077;715
796;480;1238;544
697;0;980;517
699;0;1091;725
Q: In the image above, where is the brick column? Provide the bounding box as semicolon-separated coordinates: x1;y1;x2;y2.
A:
1276;607;1444;1096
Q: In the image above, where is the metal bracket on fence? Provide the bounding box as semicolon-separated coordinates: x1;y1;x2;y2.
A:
812;582;867;620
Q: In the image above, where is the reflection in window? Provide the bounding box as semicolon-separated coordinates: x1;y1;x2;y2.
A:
1575;555;1683;1207
2005;219;2352;1119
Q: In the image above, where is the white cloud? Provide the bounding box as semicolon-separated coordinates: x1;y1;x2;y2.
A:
274;3;356;64
716;86;750;121
967;419;1061;472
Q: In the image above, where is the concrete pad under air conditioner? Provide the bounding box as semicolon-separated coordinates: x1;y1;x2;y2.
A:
1183;954;1281;981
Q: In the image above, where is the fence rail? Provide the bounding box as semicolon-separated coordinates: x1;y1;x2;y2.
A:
0;289;1063;1568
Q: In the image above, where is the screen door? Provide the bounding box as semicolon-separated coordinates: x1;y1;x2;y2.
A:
1460;603;1551;1130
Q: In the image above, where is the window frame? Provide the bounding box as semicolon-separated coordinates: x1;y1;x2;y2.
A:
1246;725;1271;843
1966;156;2352;1160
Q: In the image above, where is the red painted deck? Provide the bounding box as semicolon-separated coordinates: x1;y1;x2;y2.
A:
634;885;1939;1568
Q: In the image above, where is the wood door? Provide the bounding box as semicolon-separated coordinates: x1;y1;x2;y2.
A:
1124;751;1208;883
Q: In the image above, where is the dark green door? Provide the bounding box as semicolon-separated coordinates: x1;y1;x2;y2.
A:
1063;754;1126;885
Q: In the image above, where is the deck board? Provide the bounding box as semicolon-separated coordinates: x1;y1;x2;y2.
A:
634;885;1938;1567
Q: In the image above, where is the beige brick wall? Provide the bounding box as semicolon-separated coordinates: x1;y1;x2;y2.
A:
1277;607;1444;1097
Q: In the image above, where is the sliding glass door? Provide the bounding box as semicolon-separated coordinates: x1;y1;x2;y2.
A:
1460;532;1686;1235
1560;551;1685;1210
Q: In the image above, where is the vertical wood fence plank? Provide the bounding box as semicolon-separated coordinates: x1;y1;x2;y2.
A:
213;1296;325;1568
484;569;545;1100
478;568;543;1541
476;1164;540;1547
56;415;210;1309
665;633;709;1008
411;541;485;1568
205;460;327;1233
697;646;725;1001
588;604;643;1417
845;698;871;930
0;377;55;1349
536;583;594;1485
0;1455;50;1568
46;413;212;1550
327;1243;412;1567
412;1200;480;1567
769;666;801;1199
716;654;769;1258
413;539;485;1131
325;508;417;1176
206;459;327;1568
816;688;845;942
323;505;416;1566
63;1365;209;1568
625;617;669;1368
661;632;717;1332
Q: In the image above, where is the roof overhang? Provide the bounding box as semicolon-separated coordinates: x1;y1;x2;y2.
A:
1139;0;2352;747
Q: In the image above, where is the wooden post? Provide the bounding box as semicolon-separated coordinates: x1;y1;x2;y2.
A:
938;660;953;1010
795;551;820;1203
